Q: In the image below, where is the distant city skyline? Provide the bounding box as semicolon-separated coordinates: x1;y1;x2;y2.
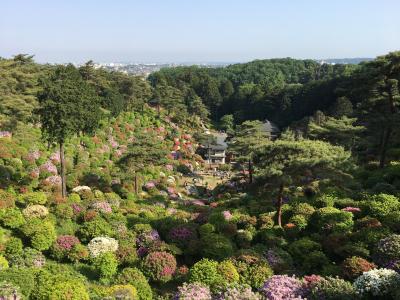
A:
1;0;399;63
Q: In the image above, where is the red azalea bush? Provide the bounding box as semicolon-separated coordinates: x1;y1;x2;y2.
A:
141;251;177;283
341;256;376;279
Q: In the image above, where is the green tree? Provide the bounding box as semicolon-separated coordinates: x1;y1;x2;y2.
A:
254;136;352;226
219;114;234;133
229;120;271;183
330;96;354;118
36;65;102;197
307;116;365;149
118;130;168;193
357;51;400;167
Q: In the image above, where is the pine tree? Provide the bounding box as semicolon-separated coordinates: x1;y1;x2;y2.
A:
229;120;271;183
118;130;169;194
254;137;351;227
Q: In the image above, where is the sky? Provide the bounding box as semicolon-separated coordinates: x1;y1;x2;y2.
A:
1;0;399;63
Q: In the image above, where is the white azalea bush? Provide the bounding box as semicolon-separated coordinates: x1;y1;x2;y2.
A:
87;236;119;258
22;205;49;219
72;186;91;193
353;268;400;297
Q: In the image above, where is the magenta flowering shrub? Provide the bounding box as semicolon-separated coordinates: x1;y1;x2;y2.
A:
168;227;195;246
174;282;212;300
91;201;112;214
341;207;361;213
141;251;177;282
260;275;306;300
56;235;80;251
71;203;83;214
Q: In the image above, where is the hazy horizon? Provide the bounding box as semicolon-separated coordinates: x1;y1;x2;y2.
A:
1;0;399;64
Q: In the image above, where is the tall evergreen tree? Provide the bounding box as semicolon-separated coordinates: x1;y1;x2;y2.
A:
118;130;169;194
229;120;271;183
36;65;102;197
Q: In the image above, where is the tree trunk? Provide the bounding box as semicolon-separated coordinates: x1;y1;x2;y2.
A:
276;183;284;227
60;142;67;198
248;159;253;184
379;126;392;168
134;174;138;194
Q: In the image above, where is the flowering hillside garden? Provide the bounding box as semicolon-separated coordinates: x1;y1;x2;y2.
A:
0;53;400;299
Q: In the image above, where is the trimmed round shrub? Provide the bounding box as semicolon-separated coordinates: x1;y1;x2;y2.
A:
309;277;356;300
21;219;56;251
17;192;47;205
341;256;376;280
116;267;153;300
109;284;138;300
264;248;293;274
202;233;233;260
141;251;177;283
353;268;400;298
217;260;239;285
302;251;330;274
382;211;400;232
78;218;114;242
198;223;215;237
374;234;400;266
260;275;305;300
288;214;307;231
292;203;315;218
4;237;23;259
240;262;274;289
0;208;25;229
361;193;399;218
189;259;222;290
93;252;118;284
174;282;212;300
288;238;321;264
311;207;353;233
34;269;89;300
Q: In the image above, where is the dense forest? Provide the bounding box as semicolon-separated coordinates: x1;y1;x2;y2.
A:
0;52;400;299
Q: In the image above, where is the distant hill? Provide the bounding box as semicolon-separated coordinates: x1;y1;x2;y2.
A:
317;58;373;65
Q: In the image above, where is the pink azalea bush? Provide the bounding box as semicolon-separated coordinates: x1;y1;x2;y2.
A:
174;282;212;300
260;275;306;300
91;201;112;214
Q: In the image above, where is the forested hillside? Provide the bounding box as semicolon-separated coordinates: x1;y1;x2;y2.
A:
0;52;400;299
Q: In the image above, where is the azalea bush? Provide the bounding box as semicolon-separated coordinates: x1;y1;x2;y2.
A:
260;275;306;300
141;251;177;282
353;268;400;298
174;282;212;300
87;236;119;258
